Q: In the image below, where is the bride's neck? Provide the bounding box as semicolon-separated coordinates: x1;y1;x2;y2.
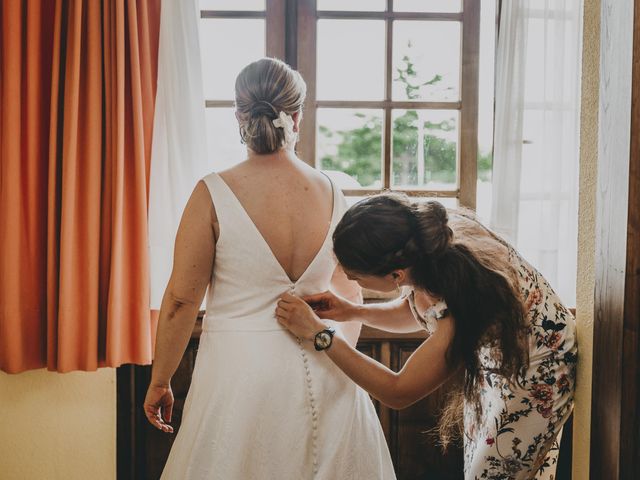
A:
246;147;300;165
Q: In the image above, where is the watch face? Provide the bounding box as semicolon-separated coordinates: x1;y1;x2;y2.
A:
317;332;331;349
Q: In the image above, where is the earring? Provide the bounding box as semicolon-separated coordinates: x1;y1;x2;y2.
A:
394;279;401;295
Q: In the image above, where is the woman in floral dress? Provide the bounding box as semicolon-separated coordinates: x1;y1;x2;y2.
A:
276;193;577;479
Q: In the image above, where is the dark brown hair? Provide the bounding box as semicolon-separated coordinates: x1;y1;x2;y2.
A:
333;193;529;444
234;58;306;154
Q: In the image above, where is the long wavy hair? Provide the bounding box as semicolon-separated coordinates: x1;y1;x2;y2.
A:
332;193;529;446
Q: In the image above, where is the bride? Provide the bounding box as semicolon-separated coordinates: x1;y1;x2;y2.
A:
143;57;396;479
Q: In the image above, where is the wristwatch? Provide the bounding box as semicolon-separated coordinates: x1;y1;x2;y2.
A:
313;327;336;351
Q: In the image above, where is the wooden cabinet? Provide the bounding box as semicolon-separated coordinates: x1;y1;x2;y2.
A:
357;327;464;480
117;337;201;480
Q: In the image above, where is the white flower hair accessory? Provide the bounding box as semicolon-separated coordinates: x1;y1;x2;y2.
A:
272;111;297;149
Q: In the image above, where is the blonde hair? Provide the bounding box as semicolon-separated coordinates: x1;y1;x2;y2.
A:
234;58;307;154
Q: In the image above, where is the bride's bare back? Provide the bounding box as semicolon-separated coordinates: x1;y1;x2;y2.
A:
218;153;334;283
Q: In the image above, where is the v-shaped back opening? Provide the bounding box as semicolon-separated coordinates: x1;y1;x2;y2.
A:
214;172;337;284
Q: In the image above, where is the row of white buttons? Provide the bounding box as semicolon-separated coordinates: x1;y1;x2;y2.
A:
298;337;319;476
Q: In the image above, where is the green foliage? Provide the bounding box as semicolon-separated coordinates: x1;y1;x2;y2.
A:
319;114;382;187
318;42;492;187
478;151;493;182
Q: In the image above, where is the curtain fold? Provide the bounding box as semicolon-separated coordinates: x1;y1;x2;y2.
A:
0;0;161;374
148;0;211;310
491;0;582;305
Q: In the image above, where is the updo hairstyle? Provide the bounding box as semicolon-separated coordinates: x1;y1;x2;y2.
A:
234;58;307;154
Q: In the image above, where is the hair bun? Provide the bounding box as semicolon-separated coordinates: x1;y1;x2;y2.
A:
412;201;453;257
251;100;278;119
235;58;307;154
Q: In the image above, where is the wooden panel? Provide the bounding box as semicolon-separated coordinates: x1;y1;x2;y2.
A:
356;341;382;417
285;0;298;67
458;0;480;209
620;0;640;476
266;0;286;60
379;340;393;445
296;0;317;166
383;1;393;189
205;100;235;108
117;339;200;480
590;0;636;478
117;364;146;480
143;341;199;480
200;11;265;18
556;414;573;480
360;324;428;341
389;343;464;480
317;100;462;109
316;11;463;21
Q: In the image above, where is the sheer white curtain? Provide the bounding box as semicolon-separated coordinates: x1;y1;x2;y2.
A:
491;0;582;305
149;0;212;308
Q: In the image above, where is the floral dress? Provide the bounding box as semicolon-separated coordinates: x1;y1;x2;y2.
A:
407;242;577;480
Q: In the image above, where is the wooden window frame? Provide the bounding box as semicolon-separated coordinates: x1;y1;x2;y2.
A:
296;0;480;208
200;0;286;109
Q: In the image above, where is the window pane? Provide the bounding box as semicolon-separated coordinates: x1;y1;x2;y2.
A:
199;0;265;10
392;21;461;101
317;109;383;188
317;20;385;100
394;0;462;12
392;109;458;189
204;108;247;170
317;0;386;11
200;19;265;100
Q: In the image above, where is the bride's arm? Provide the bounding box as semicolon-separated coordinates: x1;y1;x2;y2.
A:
150;181;217;387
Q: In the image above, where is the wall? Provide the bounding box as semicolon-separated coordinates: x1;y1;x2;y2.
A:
573;0;600;478
0;368;116;480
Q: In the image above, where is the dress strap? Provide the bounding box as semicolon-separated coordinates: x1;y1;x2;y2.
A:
318;171;339;226
201;172;251;244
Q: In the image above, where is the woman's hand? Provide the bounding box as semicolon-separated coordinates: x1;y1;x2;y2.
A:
276;292;328;341
143;383;175;433
301;290;358;322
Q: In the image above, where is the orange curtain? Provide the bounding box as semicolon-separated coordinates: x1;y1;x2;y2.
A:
0;0;161;373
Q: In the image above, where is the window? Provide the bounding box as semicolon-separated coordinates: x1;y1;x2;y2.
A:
199;0;285;171
199;0;491;210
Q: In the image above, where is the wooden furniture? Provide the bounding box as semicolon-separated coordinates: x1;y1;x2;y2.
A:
357;326;464;480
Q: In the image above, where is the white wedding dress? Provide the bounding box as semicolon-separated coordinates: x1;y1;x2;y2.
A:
160;172;396;480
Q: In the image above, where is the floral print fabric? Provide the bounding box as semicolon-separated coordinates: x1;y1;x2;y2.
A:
407;244;577;479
